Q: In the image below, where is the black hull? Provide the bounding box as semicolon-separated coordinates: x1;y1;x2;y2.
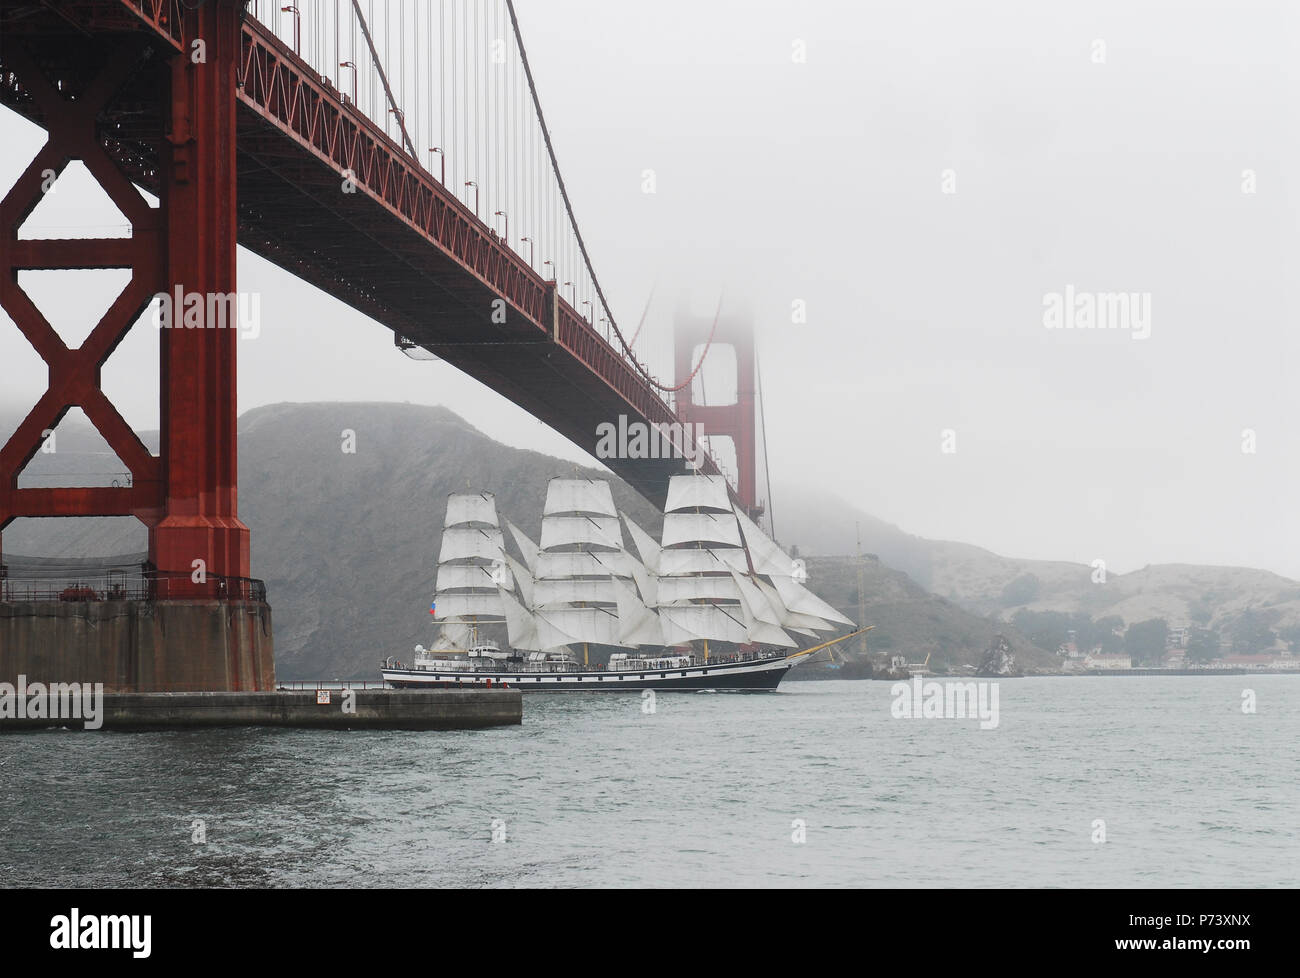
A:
381;656;793;692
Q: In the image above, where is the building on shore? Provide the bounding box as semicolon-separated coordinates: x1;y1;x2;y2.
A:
1084;653;1132;670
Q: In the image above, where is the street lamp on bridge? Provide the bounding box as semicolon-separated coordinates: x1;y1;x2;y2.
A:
542;259;554;282
280;5;300;55
520;236;534;267
563;281;575;304
493;210;508;246
338;61;357;104
428;147;444;184
465;180;479;217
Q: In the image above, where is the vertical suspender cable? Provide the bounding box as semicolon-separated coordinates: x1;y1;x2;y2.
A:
412;1;418;154
440;0;446;182
451;0;457;192
472;0;478;192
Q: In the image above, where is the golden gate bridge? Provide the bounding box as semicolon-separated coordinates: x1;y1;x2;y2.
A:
0;0;768;690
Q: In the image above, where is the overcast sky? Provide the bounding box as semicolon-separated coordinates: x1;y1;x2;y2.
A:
2;0;1297;579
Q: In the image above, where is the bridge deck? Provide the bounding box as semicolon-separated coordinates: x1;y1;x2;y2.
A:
0;1;711;508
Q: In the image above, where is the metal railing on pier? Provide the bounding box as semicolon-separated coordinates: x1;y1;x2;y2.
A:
274;681;391;691
0;572;268;604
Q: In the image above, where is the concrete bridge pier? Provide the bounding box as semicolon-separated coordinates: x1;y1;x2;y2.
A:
0;597;275;693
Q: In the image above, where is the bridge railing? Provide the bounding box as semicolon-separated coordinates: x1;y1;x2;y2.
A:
116;0;185;47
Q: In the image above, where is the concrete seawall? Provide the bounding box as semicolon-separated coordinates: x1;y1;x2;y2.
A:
0;689;522;731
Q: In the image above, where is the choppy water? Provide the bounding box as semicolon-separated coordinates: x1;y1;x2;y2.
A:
1;677;1296;887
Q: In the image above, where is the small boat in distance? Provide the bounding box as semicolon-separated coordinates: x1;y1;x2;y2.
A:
380;475;869;691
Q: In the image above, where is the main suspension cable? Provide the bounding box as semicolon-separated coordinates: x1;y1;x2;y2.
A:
503;0;715;394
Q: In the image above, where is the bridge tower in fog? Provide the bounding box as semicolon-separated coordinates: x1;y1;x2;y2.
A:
673;306;766;522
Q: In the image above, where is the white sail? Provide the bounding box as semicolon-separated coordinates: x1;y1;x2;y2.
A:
544;478;617;517
665;473;732;513
729;570;781;626
506;521;540;574
621;513;662;574
444;491;499;528
439;526;506;563
656;575;741;605
540;514;624;551
733;505;799;577
732;508;852;628
436;563;513;592
533;606;624;649
497;588;541;652
737;598;797;647
744;612;797;647
658;547;749;576
730;570;797;646
610;577;664;647
661;511;742;548
658;603;750;645
535;549;632;580
434;591;505;621
627;556;659;607
431;622;472;650
512;479;636;653
533;577;618;608
754;577;832;633
771;574;855;626
503;554;534;607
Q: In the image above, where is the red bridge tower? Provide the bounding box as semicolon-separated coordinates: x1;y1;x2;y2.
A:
0;0;272;691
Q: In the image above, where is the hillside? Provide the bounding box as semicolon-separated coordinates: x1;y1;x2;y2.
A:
774;484;1300;645
800;554;1057;674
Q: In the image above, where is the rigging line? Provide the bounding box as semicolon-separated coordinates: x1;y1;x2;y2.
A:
503;0;710;394
351;0;416;158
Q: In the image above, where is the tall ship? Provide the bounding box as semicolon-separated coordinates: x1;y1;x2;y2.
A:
380;475;866;691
